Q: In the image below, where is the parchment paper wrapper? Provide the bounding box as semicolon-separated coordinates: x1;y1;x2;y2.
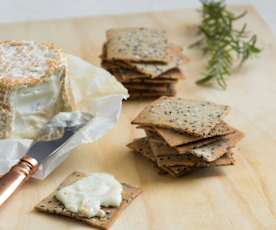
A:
0;54;128;180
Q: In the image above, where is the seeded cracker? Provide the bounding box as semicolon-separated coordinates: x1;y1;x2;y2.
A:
149;138;235;167
125;83;173;92
174;136;223;153
105;67;182;82
154;122;235;147
129;91;175;99
119;78;177;84
164;165;195;176
189;130;244;162
127;137;156;162
127;138;188;175
132;97;231;137
122;44;188;78
101;59;181;83
159;152;235;172
105;27;169;63
128;84;175;94
102;43;188;78
35;172;142;230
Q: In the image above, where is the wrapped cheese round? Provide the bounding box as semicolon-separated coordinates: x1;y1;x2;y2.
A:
0;40;75;139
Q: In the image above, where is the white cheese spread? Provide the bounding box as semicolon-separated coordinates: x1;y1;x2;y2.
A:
55;173;123;218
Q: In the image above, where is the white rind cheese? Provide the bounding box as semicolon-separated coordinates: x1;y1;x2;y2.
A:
0;40;74;139
55;173;123;218
10;75;61;138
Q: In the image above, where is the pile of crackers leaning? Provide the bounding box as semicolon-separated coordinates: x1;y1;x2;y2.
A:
100;27;187;99
128;97;244;177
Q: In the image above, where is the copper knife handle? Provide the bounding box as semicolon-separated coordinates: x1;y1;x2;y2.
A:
0;155;39;207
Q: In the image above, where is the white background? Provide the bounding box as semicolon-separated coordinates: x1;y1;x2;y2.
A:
0;0;275;33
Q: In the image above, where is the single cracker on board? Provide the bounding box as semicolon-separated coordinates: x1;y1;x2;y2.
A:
105;27;169;63
154;122;235;147
35;172;142;230
132;97;231;137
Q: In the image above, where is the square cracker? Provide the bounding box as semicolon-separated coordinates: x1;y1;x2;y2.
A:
148;130;243;162
106;27;169;63
189;130;244;162
121;44;188;78
129;92;175;100
104;65;182;82
35;172;142;230
128;87;176;99
144;128;222;153
160;152;235;170
127;138;168;174
125;83;173;93
102;43;188;78
161;165;194;176
101;58;181;84
127;137;156;162
120;78;177;84
153;122;235;147
128;136;238;177
127;138;192;176
174;136;223;153
148;137;235;167
154;151;234;176
132;97;230;137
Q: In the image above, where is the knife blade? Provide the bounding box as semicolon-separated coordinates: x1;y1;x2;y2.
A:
0;112;92;207
27;125;82;164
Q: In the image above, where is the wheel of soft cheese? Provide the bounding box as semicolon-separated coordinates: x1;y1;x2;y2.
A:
0;40;75;139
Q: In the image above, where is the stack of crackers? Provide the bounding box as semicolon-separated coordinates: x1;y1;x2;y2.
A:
100;27;187;99
128;97;244;177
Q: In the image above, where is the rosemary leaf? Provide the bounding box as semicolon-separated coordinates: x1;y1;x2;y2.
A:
192;0;261;89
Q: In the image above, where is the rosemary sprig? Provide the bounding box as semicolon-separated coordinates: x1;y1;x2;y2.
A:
191;0;261;89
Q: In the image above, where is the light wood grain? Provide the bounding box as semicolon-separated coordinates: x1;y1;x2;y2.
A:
0;5;276;230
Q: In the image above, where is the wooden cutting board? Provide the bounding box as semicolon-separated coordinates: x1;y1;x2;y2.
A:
0;5;276;230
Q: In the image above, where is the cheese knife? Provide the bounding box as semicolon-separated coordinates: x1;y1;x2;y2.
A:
0;112;92;207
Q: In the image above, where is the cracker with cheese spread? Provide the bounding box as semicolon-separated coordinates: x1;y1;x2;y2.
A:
35;172;142;230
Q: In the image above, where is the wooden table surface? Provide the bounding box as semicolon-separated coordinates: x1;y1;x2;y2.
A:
0;5;276;230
